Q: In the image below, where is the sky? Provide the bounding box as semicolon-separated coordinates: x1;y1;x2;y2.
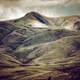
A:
0;0;80;21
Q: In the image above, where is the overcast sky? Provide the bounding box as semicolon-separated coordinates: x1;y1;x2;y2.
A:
0;0;80;21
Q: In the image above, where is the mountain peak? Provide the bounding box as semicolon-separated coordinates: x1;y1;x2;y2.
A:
25;12;49;25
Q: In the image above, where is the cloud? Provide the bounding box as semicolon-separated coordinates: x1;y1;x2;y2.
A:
0;0;80;21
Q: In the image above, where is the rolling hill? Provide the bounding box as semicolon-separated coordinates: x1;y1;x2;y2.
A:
0;12;80;80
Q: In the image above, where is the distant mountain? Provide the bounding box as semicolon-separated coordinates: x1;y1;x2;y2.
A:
25;12;49;25
10;12;50;29
9;12;80;31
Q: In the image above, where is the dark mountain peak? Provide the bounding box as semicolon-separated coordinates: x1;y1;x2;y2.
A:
25;12;49;25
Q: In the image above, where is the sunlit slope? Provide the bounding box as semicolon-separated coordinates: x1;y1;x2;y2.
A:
31;36;80;66
15;36;80;67
0;36;80;80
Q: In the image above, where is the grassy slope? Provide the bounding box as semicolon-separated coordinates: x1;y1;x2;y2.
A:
0;14;80;80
